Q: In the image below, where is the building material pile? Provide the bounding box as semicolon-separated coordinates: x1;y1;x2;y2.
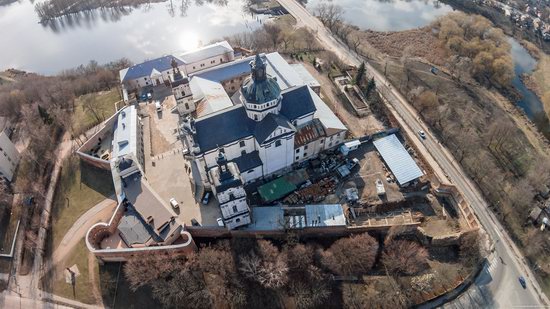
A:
284;176;338;204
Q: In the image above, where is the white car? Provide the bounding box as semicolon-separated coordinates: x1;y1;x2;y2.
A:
418;130;426;139
155;101;162;112
169;198;179;209
216;218;225;227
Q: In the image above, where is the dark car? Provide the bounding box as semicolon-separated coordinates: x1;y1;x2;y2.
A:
519;276;527;289
191;218;201;227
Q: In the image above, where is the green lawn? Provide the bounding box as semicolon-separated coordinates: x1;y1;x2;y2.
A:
71;89;119;136
51;156;114;250
52;240;99;305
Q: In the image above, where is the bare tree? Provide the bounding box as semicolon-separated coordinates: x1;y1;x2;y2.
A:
382;239;428;275
239;239;289;289
320;233;378;276
314;3;344;31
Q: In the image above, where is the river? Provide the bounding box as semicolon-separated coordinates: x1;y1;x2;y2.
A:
508;38;550;138
0;0;268;74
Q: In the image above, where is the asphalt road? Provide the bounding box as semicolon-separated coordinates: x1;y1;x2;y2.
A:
277;0;549;307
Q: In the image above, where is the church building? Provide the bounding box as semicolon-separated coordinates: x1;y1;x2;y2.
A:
181;54;347;220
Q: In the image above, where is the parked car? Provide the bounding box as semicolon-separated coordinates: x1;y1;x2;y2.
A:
155;101;162;112
147;92;153;100
169;198;179;209
191;218;200;227
216;218;225;227
202;192;211;205
519;276;527;289
418;130;426;139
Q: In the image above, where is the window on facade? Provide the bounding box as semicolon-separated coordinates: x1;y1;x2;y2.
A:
144;77;147;81
232;206;238;213
231;86;235;90
236;218;241;223
296;156;299;160
304;145;308;150
254;115;258;121
185;103;189;110
220;58;223;62
241;150;246;156
193;66;196;70
239;141;245;147
304;152;308;158
295;149;299;153
220;148;225;153
275;140;282;147
201;63;205;67
320;139;324;144
330;136;334;141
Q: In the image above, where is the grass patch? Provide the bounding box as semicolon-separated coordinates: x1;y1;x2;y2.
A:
99;262;161;309
71;89;119;136
51;156;114;250
52;240;98;305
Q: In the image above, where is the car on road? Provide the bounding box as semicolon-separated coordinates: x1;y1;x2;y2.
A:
519;276;527;289
418;130;426;139
191;218;200;227
217;218;224;227
202;192;211;205
169;198;179;209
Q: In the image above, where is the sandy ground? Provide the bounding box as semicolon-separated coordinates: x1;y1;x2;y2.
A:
299;61;385;137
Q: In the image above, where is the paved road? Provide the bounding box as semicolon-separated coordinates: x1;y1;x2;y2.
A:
278;0;549;307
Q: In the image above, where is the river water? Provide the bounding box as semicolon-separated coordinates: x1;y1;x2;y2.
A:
508;38;550;138
1;0;548;137
0;0;268;74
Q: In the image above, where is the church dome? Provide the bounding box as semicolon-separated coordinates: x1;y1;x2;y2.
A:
241;54;281;105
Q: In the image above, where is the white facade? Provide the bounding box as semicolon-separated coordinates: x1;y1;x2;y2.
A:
0;132;19;181
181;41;235;74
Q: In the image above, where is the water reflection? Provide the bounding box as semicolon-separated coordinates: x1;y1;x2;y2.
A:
0;0;267;73
305;0;452;31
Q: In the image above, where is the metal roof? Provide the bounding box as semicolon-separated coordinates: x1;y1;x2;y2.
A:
290;64;320;88
258;177;297;203
111;106;138;159
305;204;346;227
373;134;423;185
231;151;263;172
179;41;233;64
190;77;234;117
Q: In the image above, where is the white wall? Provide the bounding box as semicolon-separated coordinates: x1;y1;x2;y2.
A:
241;166;263;183
0;132;20;181
258;134;295;175
184;52;234;75
292;113;314;128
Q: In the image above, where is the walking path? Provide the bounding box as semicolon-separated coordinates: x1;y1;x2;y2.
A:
52;197;116;266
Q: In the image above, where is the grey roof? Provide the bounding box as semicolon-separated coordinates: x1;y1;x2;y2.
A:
280;85;317;121
122;173;180;240
111;106;138;159
118;206;156;246
231;151;263;172
305;204;346;227
290;64;320;88
193;85;319;153
246;206;285;231
373;134;424;185
193;56;252;82
194;106;255;153
180;41;233;64
120;55;184;82
193;52;303;91
254;113;294;144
